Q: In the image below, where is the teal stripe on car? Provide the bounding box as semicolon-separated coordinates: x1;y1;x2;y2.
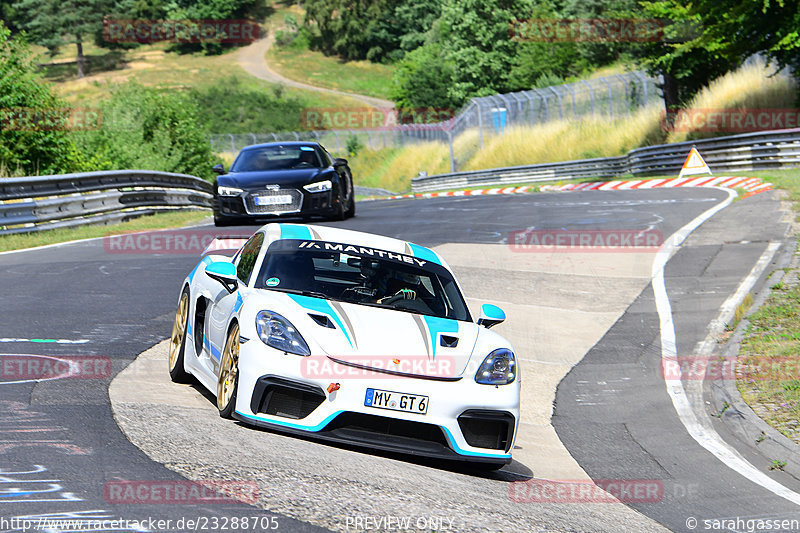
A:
441;426;512;459
287;293;354;348
187;256;213;284
235;410;343;432
407;243;441;265
279;224;313;241
422;316;459;359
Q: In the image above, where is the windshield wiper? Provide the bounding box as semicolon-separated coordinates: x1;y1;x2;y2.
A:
268;288;333;300
353;301;442;318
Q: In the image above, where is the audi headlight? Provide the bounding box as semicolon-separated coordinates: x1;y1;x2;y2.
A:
256;311;310;356
303;180;332;193
218;186;244;197
475;348;516;385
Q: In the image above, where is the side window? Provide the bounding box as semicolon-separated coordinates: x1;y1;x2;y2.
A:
319;148;332;167
235;233;264;284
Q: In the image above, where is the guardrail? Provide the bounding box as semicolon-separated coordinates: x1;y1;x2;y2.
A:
0;170;212;235
411;128;800;192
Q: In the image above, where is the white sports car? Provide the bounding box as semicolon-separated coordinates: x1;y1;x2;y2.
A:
168;223;520;467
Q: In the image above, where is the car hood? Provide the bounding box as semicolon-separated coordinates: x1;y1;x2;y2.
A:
223;169;328;189
282;294;481;379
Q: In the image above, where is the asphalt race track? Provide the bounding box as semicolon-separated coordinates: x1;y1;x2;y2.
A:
0;188;797;532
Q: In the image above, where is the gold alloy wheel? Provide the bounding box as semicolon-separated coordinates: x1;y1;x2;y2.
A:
168;292;189;372
217;323;240;411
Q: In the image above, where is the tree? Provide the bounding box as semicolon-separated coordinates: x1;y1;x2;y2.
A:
507;1;587;90
561;0;639;67
632;0;746;108
160;0;268;55
0;22;89;175
12;0;113;78
0;0;20;32
437;0;535;104
303;0;443;63
390;43;459;110
689;0;800;75
304;0;397;61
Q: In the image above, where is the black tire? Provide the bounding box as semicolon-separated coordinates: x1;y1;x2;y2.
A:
344;185;356;218
217;322;240;419
168;287;192;383
331;187;347;221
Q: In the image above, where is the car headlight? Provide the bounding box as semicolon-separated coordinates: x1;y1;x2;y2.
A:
217;186;244;197
475;348;516;385
255;311;310;356
303;180;332;193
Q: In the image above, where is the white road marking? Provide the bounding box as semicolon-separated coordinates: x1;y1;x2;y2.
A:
0;338;89;344
653;187;800;506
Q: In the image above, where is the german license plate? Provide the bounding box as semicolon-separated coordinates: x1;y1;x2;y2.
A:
254;195;293;206
364;388;428;415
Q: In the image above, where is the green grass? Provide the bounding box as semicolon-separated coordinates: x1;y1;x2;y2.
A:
737;169;800;215
265;2;395;101
36;40;364;112
737;281;800;444
0;210;211;253
267;46;395;101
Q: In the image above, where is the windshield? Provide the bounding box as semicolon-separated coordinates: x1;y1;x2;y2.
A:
231;145;322;172
255;240;472;321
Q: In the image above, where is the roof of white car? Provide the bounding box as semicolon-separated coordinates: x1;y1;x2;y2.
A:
261;223;446;268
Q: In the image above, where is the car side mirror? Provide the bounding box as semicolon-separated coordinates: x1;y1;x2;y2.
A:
477;304;505;329
333;157;348;167
205;261;238;293
212;163;226;174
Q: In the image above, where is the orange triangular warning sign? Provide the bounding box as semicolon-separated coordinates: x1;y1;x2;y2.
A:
678;147;712;178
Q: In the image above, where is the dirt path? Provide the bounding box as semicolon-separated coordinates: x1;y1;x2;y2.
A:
237;35;394;109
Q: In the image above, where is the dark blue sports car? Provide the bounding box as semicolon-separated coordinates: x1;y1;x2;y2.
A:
212;142;356;226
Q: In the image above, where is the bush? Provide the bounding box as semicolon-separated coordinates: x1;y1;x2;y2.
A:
0;22;94;175
390;44;459;110
190;76;305;134
346;133;363;156
75;83;219;180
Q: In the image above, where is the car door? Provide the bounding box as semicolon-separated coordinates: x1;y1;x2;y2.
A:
207;232;264;375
